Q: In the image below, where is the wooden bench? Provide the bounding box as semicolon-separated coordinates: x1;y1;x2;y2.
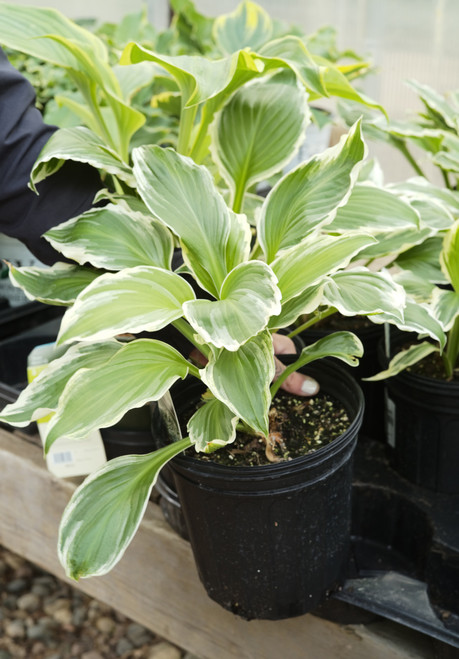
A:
0;426;444;659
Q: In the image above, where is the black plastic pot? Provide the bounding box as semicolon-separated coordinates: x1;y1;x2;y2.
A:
383;342;459;494
100;405;156;460
154;360;364;620
300;319;385;441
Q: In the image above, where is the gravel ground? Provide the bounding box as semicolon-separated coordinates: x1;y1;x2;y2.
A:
0;545;196;659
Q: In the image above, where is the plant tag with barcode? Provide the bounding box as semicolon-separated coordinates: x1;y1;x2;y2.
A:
27;363;107;478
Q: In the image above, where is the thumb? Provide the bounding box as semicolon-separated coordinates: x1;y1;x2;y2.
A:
274;357;319;397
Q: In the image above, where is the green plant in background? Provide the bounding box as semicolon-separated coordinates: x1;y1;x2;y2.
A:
0;1;381;167
366;218;459;381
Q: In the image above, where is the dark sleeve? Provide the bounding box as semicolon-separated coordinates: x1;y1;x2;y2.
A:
0;48;101;265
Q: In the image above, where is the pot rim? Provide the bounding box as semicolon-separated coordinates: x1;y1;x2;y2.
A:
169;360;365;477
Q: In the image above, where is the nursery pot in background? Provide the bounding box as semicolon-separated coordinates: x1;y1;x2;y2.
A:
153;360;364;620
299;318;385;441
382;336;459;495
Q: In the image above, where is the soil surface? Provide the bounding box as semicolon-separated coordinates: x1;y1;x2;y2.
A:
409;351;459;382
185;390;350;467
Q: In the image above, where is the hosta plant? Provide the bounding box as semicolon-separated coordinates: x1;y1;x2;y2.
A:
0;0;382;176
366;218;458;382
0;116;421;581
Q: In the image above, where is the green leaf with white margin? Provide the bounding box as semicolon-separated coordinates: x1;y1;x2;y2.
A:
268;282;326;330
271;331;363;396
258;120;366;262
357;225;434;261
188;398;238;452
259;36;327;97
369;300;446;349
121;43;268;110
440;219;459;291
364;342;439;382
431;288;459;331
213;1;273;54
30;127;135;191
395;237;447;284
202;331;274;436
183;261;281;351
45;339;191;450
113;62;158;102
328;183;421;234
57;267;195;345
8;262;100;306
211;72;310;210
58;438;192;580
316;55;387;116
408;80;459;132
409;197;454;232
323;268;406;322
0;340;121;427
393;270;436;302
0;3;108;70
389;177;459;216
41;35;145;158
271;231;376;304
132;146;251;297
44;203;174;271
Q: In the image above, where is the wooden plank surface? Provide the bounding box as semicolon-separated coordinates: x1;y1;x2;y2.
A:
0;427;433;659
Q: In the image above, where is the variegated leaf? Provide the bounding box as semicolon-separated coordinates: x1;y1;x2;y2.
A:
370;300;446;349
393;270;436;302
202;331;274;436
440;219;459;291
213;1;273;54
44;203;174;271
188;397;238;452
0;340;121;427
357;225;434;261
323;268;406;322
57;267;195;344
58;438;192;580
271;331;363;396
121;43;268;109
132;146;251;297
271;231;376;304
395;237;446;284
211;73;310;210
409;197;454;231
364;342;439;382
259;36;327;97
30;127;135;191
407;80;459;132
45;339;191;449
329;183;421;234
8;262;100;306
258;120;366;262
431;288;459;331
0;3;108;69
183;261;281;351
268;282;326;330
389;177;459;216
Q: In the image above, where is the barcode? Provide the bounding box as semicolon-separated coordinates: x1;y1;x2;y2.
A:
52;451;74;465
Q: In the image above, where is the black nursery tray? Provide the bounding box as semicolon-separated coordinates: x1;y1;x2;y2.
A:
330;439;459;649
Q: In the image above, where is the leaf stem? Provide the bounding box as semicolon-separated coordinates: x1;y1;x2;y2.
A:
172;318;211;360
443;315;459;379
287;308;337;339
177;105;198;155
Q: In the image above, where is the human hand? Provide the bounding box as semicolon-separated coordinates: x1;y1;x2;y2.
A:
189;334;319;396
272;333;319;396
